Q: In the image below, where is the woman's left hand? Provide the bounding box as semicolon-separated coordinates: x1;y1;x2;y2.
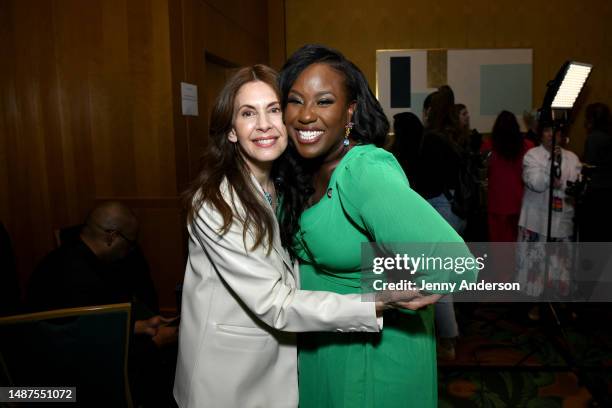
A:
391;294;443;311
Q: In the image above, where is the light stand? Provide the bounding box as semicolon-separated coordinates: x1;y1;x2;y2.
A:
540;62;592;245
539;62;591;301
533;61;610;405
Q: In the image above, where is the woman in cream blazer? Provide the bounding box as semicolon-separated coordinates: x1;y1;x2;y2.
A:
173;65;384;408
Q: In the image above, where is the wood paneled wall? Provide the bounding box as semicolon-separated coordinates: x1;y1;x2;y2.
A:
169;0;281;187
285;0;612;153
0;0;179;311
0;0;282;313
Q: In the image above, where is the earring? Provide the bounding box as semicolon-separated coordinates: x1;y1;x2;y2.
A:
344;122;354;146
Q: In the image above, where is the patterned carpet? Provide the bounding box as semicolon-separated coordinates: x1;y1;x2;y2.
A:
437;304;612;407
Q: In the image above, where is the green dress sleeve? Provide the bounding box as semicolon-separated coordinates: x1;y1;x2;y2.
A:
334;146;478;294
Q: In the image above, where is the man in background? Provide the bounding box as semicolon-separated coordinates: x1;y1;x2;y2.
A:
27;201;178;407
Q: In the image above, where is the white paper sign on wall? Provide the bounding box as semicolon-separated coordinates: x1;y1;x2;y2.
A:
181;82;199;116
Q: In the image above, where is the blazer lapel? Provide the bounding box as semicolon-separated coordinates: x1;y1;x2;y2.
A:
248;174;295;274
271;232;294;275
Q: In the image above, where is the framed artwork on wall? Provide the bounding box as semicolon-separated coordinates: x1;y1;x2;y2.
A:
376;48;533;133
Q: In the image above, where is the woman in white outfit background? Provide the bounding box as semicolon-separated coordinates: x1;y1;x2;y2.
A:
517;124;581;297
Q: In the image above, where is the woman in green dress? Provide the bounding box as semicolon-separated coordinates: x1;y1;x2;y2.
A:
277;44;477;407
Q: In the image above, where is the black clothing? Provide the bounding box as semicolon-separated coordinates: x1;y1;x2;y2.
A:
584;129;612;191
579;189;612;242
27;238;158;318
579;129;612;243
0;222;20;316
393;130;423;187
412;130;461;199
26;237;174;407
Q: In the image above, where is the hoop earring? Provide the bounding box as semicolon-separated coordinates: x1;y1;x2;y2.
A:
344;121;354;146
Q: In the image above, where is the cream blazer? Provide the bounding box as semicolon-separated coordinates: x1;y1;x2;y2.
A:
173;178;379;408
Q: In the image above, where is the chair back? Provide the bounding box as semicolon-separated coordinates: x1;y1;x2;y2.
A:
0;222;20;316
0;303;133;407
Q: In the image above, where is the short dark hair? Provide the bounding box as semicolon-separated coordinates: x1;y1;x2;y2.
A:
279;44;389;146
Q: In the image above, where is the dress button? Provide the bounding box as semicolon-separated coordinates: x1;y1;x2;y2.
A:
327;188;333;198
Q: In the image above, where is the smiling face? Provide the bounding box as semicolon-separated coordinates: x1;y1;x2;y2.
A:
284;63;355;160
228;81;287;174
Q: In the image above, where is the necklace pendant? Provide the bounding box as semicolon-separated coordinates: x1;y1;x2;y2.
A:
263;191;273;206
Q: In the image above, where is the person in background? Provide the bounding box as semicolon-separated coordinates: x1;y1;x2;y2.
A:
27;201;174;335
414;87;464;231
523;110;540;146
26;201;178;407
516;123;581;301
389;111;424;185
415;86;465;360
412;92;437;196
457;103;470;129
455;103;482;153
482;111;534;242
422;91;437;128
454;103;487;242
580;102;612;242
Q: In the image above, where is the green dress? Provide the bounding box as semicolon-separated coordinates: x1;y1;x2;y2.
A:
295;145;476;408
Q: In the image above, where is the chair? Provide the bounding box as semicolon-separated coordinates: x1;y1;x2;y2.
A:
0;222;20;316
0;303;134;407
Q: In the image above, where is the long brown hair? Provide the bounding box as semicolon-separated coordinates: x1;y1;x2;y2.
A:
184;65;280;251
427;86;457;131
491;110;523;160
